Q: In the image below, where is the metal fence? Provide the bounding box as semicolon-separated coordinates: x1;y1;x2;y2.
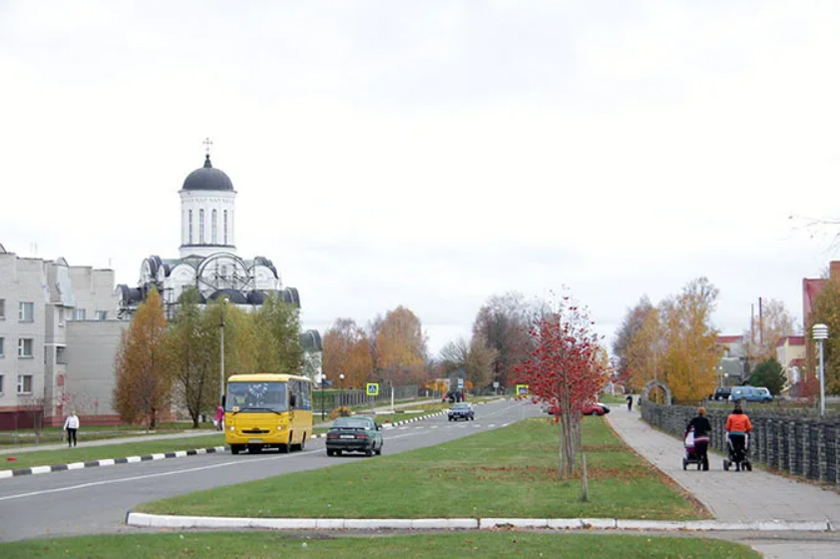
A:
332;385;420;409
641;401;840;485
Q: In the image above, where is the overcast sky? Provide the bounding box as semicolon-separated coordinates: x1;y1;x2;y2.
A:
3;1;840;355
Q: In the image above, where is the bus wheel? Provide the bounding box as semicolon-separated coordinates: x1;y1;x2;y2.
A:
279;443;290;454
298;433;306;451
231;445;242;455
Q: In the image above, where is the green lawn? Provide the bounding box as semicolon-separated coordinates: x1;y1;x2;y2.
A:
0;434;226;471
0;421;216;449
0;531;760;559
139;417;707;521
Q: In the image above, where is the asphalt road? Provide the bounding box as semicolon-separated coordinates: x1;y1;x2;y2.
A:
0;398;538;542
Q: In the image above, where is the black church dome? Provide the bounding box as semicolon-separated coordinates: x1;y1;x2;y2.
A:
182;154;234;191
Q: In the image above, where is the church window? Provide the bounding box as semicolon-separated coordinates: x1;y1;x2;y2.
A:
199;209;205;243
212;209;218;244
224;210;228;244
188;210;193;244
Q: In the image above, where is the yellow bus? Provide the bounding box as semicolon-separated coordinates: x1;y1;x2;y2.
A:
224;373;313;455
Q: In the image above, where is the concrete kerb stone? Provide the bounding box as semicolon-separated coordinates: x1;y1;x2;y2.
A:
125;513;836;532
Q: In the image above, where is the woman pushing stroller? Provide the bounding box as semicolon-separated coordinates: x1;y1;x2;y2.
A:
725;404;753;471
685;407;711;470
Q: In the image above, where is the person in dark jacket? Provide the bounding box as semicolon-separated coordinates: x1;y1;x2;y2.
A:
685;406;712;470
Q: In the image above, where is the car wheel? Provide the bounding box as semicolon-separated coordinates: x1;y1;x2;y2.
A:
375;444;382;456
326;449;334;457
365;447;373;457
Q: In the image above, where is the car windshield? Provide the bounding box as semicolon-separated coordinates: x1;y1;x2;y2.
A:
225;381;288;413
453;403;470;410
332;418;374;429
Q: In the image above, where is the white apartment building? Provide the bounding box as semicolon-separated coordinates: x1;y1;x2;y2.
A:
0;244;122;428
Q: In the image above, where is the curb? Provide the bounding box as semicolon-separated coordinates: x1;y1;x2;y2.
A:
125;513;835;533
0;409;454;480
0;446;227;479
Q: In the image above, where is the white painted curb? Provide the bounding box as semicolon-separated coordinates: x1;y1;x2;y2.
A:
125;513;834;532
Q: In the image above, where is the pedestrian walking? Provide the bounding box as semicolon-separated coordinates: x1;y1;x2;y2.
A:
626;394;633;411
63;410;80;447
215;405;225;431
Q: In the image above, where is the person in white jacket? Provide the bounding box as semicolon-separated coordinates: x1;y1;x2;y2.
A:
63;411;80;447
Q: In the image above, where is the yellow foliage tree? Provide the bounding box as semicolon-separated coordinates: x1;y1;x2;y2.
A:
626;306;662;391
809;278;840;394
373;306;428;385
659;278;721;401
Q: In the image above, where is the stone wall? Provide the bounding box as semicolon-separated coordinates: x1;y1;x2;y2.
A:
641;401;840;484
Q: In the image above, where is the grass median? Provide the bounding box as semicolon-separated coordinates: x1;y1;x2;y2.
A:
139;416;708;520
0;434;225;471
0;531;761;559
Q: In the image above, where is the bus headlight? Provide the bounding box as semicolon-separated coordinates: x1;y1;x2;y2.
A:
228;425;235;432
277;425;284;431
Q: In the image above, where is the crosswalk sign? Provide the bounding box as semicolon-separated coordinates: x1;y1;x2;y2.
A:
366;383;379;396
516;384;529;396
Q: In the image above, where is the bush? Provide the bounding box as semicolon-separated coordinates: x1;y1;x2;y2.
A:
329;406;352;420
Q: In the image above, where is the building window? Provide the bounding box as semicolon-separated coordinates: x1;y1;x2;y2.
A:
17;374;32;394
0;298;5;319
18;338;33;358
212;209;218;244
58;308;65;327
0;374;4;394
224;210;228;244
56;346;67;365
199;209;205;243
0;336;4;357
18;302;34;322
188;210;194;244
74;309;86;321
96;310;107;320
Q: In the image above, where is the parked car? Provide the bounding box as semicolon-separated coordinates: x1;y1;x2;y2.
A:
448;402;475;421
728;386;773;403
711;387;732;401
582;402;611;416
546;403;610;416
325;416;383;457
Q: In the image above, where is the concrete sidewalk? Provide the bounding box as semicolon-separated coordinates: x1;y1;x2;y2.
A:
607;405;840;559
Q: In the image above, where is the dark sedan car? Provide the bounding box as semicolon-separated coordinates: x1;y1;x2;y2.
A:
448;402;475;421
326;416;383;457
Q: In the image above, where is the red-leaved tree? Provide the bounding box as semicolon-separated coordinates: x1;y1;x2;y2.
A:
515;298;606;480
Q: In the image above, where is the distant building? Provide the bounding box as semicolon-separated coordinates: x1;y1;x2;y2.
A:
716;334;747;386
0;245;122;428
775;335;805;391
801;261;840;386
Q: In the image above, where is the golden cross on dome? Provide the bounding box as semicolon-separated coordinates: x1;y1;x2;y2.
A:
203;137;213;155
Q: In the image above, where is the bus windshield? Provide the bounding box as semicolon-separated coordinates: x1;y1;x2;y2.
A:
225;381;288;413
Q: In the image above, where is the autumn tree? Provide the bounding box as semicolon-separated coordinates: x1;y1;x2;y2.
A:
612;296;656;389
515;298;604;480
748;358;786;395
165;288;217;428
658;278;721;402
626;305;664;392
372;306;428;386
473;292;533;391
742;298;798;366
250;294;304;375
439;335;497;392
323;318;374;389
113;288;171;431
808;277;840;394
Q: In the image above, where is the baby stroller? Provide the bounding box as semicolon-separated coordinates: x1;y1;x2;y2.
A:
723;433;752;472
682;428;708;470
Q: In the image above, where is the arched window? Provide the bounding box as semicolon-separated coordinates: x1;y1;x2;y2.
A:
212;209;218;244
223;210;228;245
188;210;193;244
199;209;205;243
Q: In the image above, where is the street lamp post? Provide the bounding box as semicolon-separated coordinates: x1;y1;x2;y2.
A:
813;323;829;417
321;375;327;421
219;298;228;406
339;373;345;406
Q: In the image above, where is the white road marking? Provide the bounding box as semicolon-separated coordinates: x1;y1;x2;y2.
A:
0;433;422;503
